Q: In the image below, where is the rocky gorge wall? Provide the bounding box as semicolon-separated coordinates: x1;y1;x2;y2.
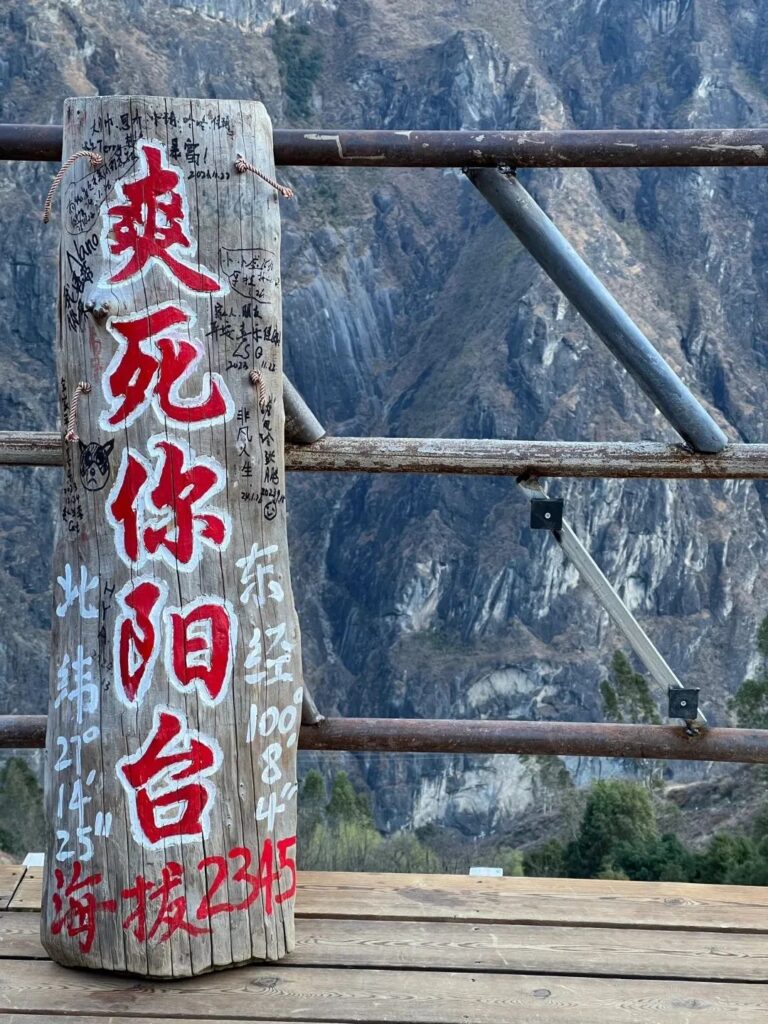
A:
2;0;768;835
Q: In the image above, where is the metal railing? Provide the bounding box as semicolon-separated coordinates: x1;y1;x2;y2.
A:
2;122;768;764
5;124;768;166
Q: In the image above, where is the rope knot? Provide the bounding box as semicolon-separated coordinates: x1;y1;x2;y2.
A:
43;150;103;224
249;369;270;412
65;381;92;443
235;154;294;199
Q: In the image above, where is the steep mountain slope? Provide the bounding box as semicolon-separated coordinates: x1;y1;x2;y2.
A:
2;0;768;833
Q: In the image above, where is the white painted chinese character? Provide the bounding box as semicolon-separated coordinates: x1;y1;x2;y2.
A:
244;622;294;686
55;646;98;725
236;543;284;606
56;564;99;620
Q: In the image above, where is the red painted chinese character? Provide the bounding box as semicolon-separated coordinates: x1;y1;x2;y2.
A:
114;577;167;706
101;303;233;430
122;862;209;943
104;140;223;293
107;438;230;572
144;439;229;567
51;861;117;954
165;597;236;706
117;706;222;848
106;450;149;565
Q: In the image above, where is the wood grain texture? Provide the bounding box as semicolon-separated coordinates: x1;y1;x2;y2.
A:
0;1018;330;1024
0;1017;329;1024
2;959;767;1023
0;866;24;911
11;432;768;479
43;96;302;977
11;867;768;931
5;911;768;982
6;868;43;911
295;871;768;932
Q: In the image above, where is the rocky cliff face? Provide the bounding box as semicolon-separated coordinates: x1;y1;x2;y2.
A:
2;0;768;834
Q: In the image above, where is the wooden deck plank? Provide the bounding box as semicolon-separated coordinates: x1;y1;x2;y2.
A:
3;912;768;982
8;866;768;931
0;867;25;911
1;959;766;1023
0;1018;334;1024
5;868;41;911
297;871;768;932
0;914;40;958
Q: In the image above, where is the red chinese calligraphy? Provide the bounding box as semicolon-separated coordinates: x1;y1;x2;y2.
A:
103;140;224;293
122;861;210;943
101;303;233;430
51;861;117;954
106;447;148;565
164;596;237;706
48;840;298;953
113;577;167;706
117;706;222;849
107;437;230;572
196;838;295;920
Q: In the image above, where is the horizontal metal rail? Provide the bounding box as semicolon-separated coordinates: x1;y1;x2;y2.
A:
4;124;768;167
2;714;767;764
5;431;768;478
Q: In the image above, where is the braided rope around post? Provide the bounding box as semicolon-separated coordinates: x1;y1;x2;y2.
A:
42;150;103;223
235;153;294;198
64;381;92;442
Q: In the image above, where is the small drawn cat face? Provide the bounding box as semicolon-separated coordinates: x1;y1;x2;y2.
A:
79;439;114;492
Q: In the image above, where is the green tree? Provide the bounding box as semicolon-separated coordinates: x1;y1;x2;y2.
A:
600;651;661;725
523;755;575;816
381;832;444;873
0;757;45;859
298;768;327;841
297;771;464;874
692;832;755;884
757;617;768;660
523;838;567;877
272;19;324;122
612;833;694;882
729;615;768;728
705;805;768;885
601;651;662;785
565;780;658;878
327;771;372;824
729;677;768;729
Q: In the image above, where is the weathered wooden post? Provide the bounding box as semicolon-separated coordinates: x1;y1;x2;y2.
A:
41;96;303;976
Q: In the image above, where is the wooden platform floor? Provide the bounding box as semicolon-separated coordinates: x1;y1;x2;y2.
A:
2;864;768;1022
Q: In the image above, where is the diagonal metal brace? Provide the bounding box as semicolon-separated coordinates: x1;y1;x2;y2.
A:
284;376;326;445
466;168;727;454
301;682;326;725
517;477;706;727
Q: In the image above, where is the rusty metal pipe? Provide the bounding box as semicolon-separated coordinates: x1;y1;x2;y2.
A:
4;124;768;167
467;168;728;454
283;377;326;444
3;714;768;764
0;124;62;161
